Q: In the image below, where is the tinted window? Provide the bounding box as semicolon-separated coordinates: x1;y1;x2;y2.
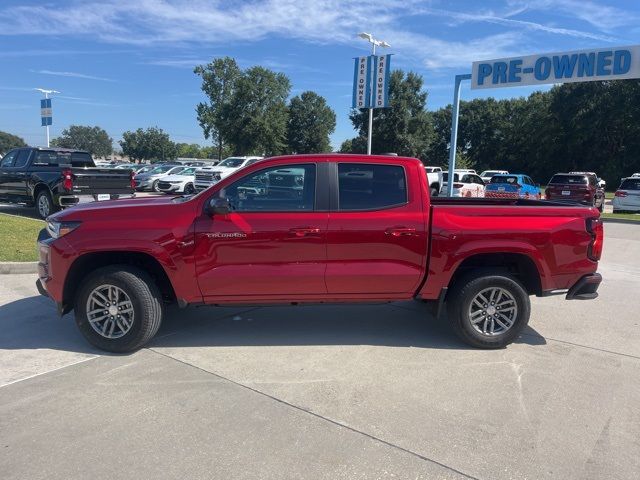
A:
338;163;407;210
490;175;519;184
620;179;640;190
14;149;31;168
0;150;17;167
218;158;245;168
33;150;94;167
549;175;587;185
221;164;316;212
70;152;94;167
442;172;459;182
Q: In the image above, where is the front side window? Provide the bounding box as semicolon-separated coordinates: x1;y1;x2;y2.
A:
218;157;246;168
220;164;316;212
338;163;407;211
1;150;17;167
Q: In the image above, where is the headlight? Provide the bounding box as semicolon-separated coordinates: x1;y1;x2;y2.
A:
47;220;81;239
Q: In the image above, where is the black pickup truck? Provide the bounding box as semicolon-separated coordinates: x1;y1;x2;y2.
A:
0;147;135;218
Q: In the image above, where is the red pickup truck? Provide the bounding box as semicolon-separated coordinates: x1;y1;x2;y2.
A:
36;154;603;352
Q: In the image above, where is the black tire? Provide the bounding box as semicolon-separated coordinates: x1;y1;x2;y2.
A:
184;183;195;195
35;189;56;219
446;271;530;349
74;265;163;353
152;180;160;192
430;186;439;197
597;202;604;213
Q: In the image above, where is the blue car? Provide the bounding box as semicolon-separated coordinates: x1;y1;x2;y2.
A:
485;174;540;199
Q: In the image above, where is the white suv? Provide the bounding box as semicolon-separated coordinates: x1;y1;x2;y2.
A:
194;156;264;191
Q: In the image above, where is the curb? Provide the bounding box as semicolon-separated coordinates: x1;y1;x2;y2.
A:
601;218;640;225
0;262;38;274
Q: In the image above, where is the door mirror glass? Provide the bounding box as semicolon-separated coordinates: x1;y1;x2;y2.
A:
206;197;231;216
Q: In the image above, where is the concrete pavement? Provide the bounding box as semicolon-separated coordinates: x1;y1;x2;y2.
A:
0;223;639;479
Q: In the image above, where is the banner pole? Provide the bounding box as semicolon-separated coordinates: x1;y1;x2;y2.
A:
367;44;376;155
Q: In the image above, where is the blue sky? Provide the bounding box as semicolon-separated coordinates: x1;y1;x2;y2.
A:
1;0;639;151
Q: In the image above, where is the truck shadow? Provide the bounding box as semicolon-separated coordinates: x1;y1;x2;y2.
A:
0;203;41;220
0;296;546;354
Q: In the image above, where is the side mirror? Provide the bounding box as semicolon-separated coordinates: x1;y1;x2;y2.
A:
205;197;231;216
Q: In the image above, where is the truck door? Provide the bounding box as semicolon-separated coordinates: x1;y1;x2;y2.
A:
194;162;329;299
0;150;18;200
325;162;428;295
5;149;32;201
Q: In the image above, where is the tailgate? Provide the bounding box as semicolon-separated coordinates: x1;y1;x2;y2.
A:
70;168;134;194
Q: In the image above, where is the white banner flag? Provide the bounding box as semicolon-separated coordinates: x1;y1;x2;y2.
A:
373;54;391;108
352;56;371;108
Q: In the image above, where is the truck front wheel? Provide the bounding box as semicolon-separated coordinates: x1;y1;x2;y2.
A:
447;272;530;348
74;265;164;353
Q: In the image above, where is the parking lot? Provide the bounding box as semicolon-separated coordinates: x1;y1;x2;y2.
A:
0;221;637;479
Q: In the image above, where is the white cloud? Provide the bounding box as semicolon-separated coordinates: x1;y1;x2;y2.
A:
30;70;116;82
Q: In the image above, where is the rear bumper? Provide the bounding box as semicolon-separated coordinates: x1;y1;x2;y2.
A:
566;273;602;300
58;193;135;207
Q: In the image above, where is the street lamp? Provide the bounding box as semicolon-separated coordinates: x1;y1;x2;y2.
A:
357;32;391;155
35;88;60;147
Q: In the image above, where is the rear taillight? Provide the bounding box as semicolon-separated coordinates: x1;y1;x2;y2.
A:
614;190;627;197
586;217;603;261
62;169;73;191
453;183;464;188
130;171;136;189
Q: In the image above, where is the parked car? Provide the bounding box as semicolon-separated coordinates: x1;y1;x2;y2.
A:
113;163;138;170
545;173;605;212
36;153;603;353
631;173;640;178
570;171;606;189
454;169;477;174
424;166;443;197
480;170;509;184
134;165;186;192
0;147;135;219
612;177;640;213
485;174;541;199
440;171;486;197
156;166;198;195
194;156;263;191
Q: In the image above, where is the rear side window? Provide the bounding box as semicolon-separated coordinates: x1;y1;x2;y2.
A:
338;163;407;210
549;175;587;185
70;152;94;167
620;179;640;190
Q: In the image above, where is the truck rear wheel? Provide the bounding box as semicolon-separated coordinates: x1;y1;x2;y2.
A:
447;272;530;348
35;190;56;219
74;265;163;353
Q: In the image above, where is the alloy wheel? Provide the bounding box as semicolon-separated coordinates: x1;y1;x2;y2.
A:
467;287;518;336
85;284;135;339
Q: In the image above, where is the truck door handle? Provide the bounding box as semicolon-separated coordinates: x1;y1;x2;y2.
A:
289;227;321;237
385;227;416;237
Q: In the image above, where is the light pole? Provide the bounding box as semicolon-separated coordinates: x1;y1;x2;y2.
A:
35;88;60;147
357;32;390;155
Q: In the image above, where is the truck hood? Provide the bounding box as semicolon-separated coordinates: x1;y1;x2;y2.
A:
51;195;183;221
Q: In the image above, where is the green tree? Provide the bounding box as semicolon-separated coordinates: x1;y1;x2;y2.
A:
0;131;27;155
286;91;336;153
194;57;241;160
221;66;291;156
51;125;113;157
175;143;205;158
348;70;432;159
119;127;177;163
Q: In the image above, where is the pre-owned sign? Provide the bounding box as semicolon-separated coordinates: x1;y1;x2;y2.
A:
471;45;640;90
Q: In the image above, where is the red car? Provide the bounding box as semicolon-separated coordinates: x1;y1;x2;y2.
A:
545;173;605;212
36;154;603;352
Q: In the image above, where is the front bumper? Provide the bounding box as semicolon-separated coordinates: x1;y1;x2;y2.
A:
566;273;602;300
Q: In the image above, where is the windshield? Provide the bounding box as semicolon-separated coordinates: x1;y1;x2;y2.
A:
149;165;176;174
218;157;246;168
490;175;519;184
177;167;197;175
549;174;587;185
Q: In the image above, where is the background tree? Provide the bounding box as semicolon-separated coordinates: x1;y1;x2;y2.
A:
0;131;27;154
221;66;291;156
346;70;432;159
286;91;336;153
51;125;113;157
195;57;241;161
119;127;177;163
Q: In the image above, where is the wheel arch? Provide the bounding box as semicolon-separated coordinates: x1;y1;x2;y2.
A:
62;251;177;314
447;252;542;297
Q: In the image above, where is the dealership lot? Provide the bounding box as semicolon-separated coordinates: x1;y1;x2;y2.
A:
0;222;638;479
